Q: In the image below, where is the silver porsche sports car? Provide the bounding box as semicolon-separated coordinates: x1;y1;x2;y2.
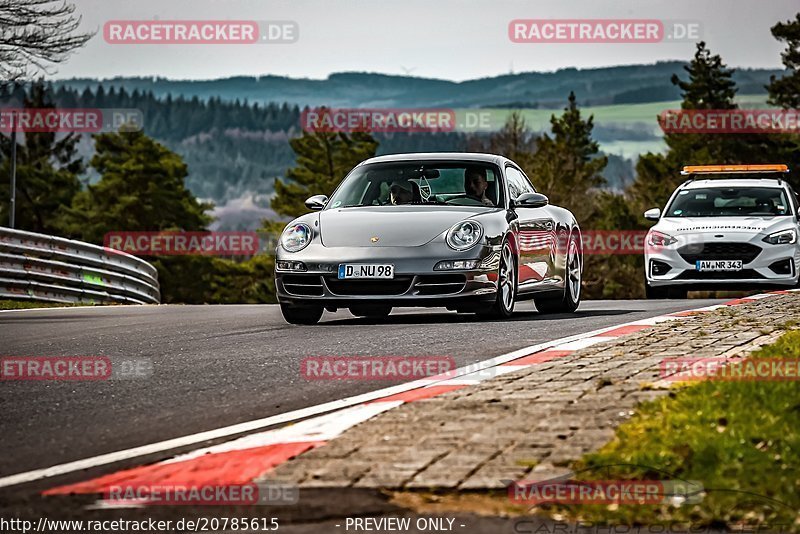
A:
274;153;582;324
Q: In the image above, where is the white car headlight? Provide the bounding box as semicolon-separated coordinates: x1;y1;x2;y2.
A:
446;220;484;251
762;228;796;245
646;230;677;247
280;223;312;252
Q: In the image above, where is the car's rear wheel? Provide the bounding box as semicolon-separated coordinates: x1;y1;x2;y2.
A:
479;240;516;319
349;305;392;318
534;234;581;314
280;302;323;325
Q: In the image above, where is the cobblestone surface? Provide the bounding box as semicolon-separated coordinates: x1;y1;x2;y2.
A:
264;295;800;490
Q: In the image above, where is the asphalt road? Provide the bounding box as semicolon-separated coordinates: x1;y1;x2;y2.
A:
0;299;722;481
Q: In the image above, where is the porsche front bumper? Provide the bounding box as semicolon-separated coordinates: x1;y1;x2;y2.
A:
275;243;500;307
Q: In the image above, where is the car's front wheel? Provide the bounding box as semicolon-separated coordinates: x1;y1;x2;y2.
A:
534;234;581;314
280;302;323;325
479;240;516;319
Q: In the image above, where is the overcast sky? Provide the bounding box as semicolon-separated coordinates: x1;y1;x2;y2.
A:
54;0;799;82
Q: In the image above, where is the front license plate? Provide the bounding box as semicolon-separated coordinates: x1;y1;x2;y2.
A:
338;264;394;279
695;260;743;271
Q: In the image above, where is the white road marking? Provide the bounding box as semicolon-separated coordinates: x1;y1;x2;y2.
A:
554;336;616;351
162;401;402;464
0;297;772;490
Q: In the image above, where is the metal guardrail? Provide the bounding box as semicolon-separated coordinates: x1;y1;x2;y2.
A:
0;227;160;305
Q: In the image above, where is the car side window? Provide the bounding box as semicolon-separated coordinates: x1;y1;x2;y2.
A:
519;169;537;193
788;186;800;214
505;166;534;200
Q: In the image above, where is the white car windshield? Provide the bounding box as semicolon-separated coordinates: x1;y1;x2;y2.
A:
665;187;792;217
326;162;503;209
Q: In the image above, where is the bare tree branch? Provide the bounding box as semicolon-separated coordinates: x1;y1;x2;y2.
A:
0;0;94;84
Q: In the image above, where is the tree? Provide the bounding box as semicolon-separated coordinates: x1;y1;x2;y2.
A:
61;131;212;243
582;191;645;299
0;80;83;233
527;92;607;224
767;13;800;109
766;13;800;177
485;111;537;170
271;127;378;217
0;0;93;83
628;41;777;215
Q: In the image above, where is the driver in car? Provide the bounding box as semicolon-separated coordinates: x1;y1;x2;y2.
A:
464;167;494;207
389;179;414;205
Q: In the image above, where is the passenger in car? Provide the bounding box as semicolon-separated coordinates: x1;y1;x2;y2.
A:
389;179;414;205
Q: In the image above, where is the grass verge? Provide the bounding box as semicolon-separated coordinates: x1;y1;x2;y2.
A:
542;330;800;530
0;300;101;310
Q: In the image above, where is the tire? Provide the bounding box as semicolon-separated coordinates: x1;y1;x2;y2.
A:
349;305;392;318
478;239;517;319
280;302;323;325
534;233;581;314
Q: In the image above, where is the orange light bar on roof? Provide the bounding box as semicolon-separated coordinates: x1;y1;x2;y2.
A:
681;164;789;175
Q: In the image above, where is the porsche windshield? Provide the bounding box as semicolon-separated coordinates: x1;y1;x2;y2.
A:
326;162;503;208
665;187;793;217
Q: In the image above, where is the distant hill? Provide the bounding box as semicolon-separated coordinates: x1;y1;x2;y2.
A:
43;63;783;230
53;62;782;109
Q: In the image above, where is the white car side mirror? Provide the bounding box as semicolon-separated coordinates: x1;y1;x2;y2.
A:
644;208;661;221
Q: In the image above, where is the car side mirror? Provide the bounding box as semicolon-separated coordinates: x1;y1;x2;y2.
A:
644;207;661;221
514;192;549;208
305;194;328;211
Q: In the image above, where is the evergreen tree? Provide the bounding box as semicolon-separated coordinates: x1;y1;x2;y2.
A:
527;92;607;223
0;80;83;233
485;111;536;171
61;130;212;243
767;13;800;109
628;42;777;214
582;191;645;299
271;127;378;217
766;13;800;177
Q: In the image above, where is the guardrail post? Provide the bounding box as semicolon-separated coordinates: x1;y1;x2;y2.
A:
9;114;17;229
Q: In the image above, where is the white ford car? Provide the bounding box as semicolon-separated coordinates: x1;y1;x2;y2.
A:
644;165;800;298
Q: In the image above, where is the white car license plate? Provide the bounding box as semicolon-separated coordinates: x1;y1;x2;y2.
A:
695;260;743;271
338;264;394;279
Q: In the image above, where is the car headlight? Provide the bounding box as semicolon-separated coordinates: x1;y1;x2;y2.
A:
280;223;312;252
762;229;796;245
646;230;677;247
446;220;484;251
